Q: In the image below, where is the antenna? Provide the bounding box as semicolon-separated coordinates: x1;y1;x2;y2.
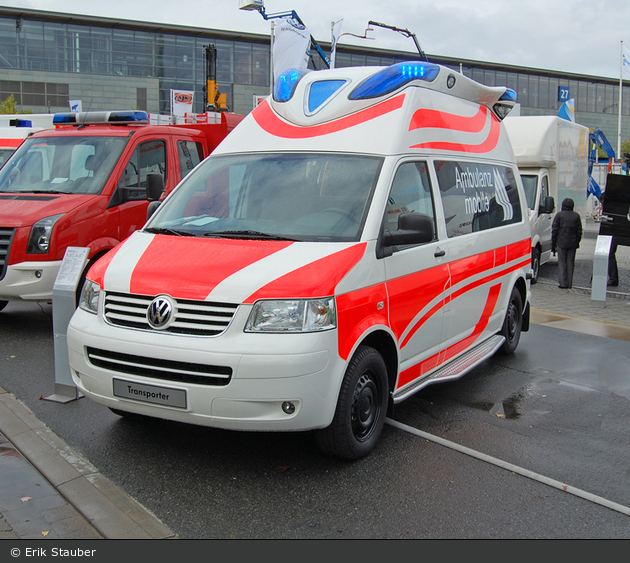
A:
367;21;428;62
78;99;93;130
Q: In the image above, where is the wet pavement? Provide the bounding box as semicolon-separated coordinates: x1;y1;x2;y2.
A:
0;431;101;539
0;218;628;539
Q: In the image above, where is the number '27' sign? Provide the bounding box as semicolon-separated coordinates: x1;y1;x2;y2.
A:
558;86;570;102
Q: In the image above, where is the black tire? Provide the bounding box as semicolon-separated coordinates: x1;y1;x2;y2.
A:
498;286;523;355
531;248;540;284
0;300;8;312
316;345;388;460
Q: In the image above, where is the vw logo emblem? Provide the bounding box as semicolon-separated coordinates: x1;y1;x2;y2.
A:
147;296;174;329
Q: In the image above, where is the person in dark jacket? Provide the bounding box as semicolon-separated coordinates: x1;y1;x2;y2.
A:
551;198;582;289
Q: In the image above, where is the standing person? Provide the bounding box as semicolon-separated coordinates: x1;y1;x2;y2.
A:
551;197;583;289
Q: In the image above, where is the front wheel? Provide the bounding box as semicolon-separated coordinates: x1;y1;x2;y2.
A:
498;286;523;355
316;345;388;460
0;300;8;313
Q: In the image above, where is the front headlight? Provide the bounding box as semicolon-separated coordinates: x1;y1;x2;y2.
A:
245;298;336;333
27;213;65;254
79;279;100;314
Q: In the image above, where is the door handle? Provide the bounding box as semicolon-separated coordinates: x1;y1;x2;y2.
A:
434;249;446;257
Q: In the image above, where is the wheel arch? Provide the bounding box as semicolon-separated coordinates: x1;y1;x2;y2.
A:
512;274;530;333
356;328;399;413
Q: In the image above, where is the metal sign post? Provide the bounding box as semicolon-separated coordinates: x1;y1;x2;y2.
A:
45;246;89;403
592;235;611;304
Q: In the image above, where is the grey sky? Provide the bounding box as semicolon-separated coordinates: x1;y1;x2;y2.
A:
5;0;630;80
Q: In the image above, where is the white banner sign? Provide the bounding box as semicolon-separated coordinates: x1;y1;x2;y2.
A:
273;18;311;82
69;100;82;113
171;89;194;117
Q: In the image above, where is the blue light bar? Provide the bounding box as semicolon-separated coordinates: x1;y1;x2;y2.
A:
493;88;518;120
273;68;311;102
499;88;517;102
350;62;440;100
53;110;149;126
9;118;32;127
52;113;76;125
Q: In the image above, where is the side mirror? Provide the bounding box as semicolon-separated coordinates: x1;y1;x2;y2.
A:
147;200;161;220
540;196;555;215
146;172;165;201
383;212;435;247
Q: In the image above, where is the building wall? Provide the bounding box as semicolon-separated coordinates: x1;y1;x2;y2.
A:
233;84;269;116
1;68;160;114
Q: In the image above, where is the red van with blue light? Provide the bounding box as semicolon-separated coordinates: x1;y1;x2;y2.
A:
0;110;242;311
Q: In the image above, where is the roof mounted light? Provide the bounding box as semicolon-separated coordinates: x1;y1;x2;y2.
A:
349;61;440;100
9;118;33;128
53;110;149;126
273;68;311;102
493;88;518;120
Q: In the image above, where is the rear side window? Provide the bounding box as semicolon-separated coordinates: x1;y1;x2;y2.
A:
178;140;204;181
434;160;522;238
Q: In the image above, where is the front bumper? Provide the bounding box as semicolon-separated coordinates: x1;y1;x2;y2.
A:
0;260;62;301
67;306;346;432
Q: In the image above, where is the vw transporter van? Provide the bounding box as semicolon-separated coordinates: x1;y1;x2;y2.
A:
67;62;532;460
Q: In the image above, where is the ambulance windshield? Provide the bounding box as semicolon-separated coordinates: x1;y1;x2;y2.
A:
0;136;127;195
146;152;383;242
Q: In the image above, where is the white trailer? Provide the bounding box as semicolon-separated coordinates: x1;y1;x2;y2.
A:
504;115;589;282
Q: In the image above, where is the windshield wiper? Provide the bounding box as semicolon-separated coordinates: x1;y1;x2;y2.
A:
203;230;298;241
22;189;71;194
144;226;195;237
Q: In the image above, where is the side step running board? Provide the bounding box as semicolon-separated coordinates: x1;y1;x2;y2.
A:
392;334;505;403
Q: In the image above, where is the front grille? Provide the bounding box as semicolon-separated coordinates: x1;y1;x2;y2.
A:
104;292;239;336
86;347;232;386
0;228;16;281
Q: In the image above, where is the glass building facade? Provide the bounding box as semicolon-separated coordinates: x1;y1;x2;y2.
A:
1;7;629;145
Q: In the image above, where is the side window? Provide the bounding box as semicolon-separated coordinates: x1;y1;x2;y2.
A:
178;140;204;181
386;161;436;248
434;160;522;238
121;140;167;190
540;175;549;207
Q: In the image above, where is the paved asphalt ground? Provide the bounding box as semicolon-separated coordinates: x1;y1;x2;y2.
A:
0;218;629;540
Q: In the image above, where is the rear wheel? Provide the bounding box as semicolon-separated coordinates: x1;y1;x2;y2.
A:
316;345;388;460
498;286;523;355
531;248;540;284
0;300;8;312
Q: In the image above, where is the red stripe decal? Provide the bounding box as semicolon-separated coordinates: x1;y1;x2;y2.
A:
252;95;406;139
0;138;23;148
399;240;529;349
337;283;389;361
245;243;367;303
409;106;488;133
86;244;124;287
409;111;501;153
397;283;502;389
129;237;293;300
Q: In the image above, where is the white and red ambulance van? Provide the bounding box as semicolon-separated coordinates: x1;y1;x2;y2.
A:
67;62;532;460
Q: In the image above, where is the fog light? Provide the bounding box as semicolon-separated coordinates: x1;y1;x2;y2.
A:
35;270;42;278
281;401;295;415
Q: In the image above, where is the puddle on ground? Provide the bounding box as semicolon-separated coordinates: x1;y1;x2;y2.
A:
470;393;523;419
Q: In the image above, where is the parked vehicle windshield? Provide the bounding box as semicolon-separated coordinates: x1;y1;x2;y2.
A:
146;152;383;242
0;136;128;195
